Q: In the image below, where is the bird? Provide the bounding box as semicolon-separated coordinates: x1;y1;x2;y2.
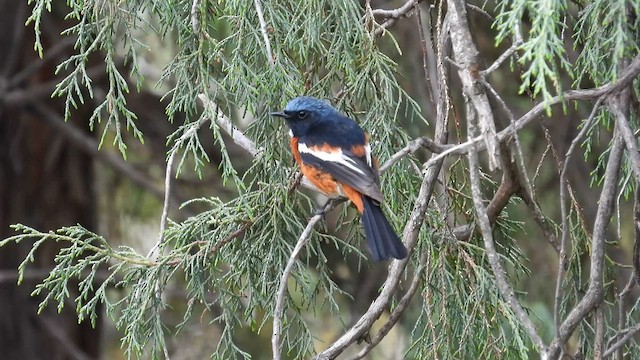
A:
271;96;408;261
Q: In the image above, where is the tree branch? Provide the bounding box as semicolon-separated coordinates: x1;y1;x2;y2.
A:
371;0;423;37
147;149;177;259
348;249;429;360
423;54;640;170
272;213;324;360
548;129;624;359
447;0;500;169
466;97;547;356
379;136;449;172
253;0;275;66
603;323;640;358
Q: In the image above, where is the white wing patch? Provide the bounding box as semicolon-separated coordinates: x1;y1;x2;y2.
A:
298;142;366;175
364;144;372;167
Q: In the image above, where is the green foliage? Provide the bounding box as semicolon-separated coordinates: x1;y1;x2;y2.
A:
7;0;639;359
495;0;573;105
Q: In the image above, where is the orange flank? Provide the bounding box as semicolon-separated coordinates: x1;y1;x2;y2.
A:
290;137;303;164
349;144;367;158
341;185;364;213
299;163;341;197
290;137;365;213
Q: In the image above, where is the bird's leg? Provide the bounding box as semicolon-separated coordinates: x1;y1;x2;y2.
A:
313;197;347;217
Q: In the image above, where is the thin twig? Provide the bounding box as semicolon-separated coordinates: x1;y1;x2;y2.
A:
481;39;522;76
197;94;262;157
614;274;636;360
466;3;494;21
603;323;640;358
379;136;448;172
372;0;423;36
253;0;275;66
415;4;435;108
272;213;324;360
147;149;177;259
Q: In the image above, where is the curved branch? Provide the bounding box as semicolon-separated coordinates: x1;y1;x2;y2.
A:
348;249;429;359
371;0;423;36
272;213;324;360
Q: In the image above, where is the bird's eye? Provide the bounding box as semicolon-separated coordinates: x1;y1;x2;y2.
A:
297;111;307;119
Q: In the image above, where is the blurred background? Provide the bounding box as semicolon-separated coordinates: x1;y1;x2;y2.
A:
0;0;635;359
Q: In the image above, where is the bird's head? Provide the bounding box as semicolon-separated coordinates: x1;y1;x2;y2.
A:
270;96;340;137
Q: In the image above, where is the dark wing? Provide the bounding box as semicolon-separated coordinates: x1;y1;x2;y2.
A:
298;143;384;203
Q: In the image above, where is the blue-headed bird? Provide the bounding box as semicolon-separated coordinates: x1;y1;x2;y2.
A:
271;96;407;261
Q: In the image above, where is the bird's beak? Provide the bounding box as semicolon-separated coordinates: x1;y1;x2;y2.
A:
270;111;289;119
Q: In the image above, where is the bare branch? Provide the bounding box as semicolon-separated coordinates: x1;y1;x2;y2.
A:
595;306;605;358
609;97;640;184
313;163;440;359
371;0;423;37
147;149;177;259
348;249;429;360
603;323;640;358
379;136;449;172
447;0;501;169
481;39;522;76
197;94;262;157
272;213;324;360
635;187;640;287
254;0;275;66
613;274;636;360
191;0;201;34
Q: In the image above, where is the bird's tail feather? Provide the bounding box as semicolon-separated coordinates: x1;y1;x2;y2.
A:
362;196;408;261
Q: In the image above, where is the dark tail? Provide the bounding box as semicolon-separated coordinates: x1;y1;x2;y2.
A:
362;196;408;261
